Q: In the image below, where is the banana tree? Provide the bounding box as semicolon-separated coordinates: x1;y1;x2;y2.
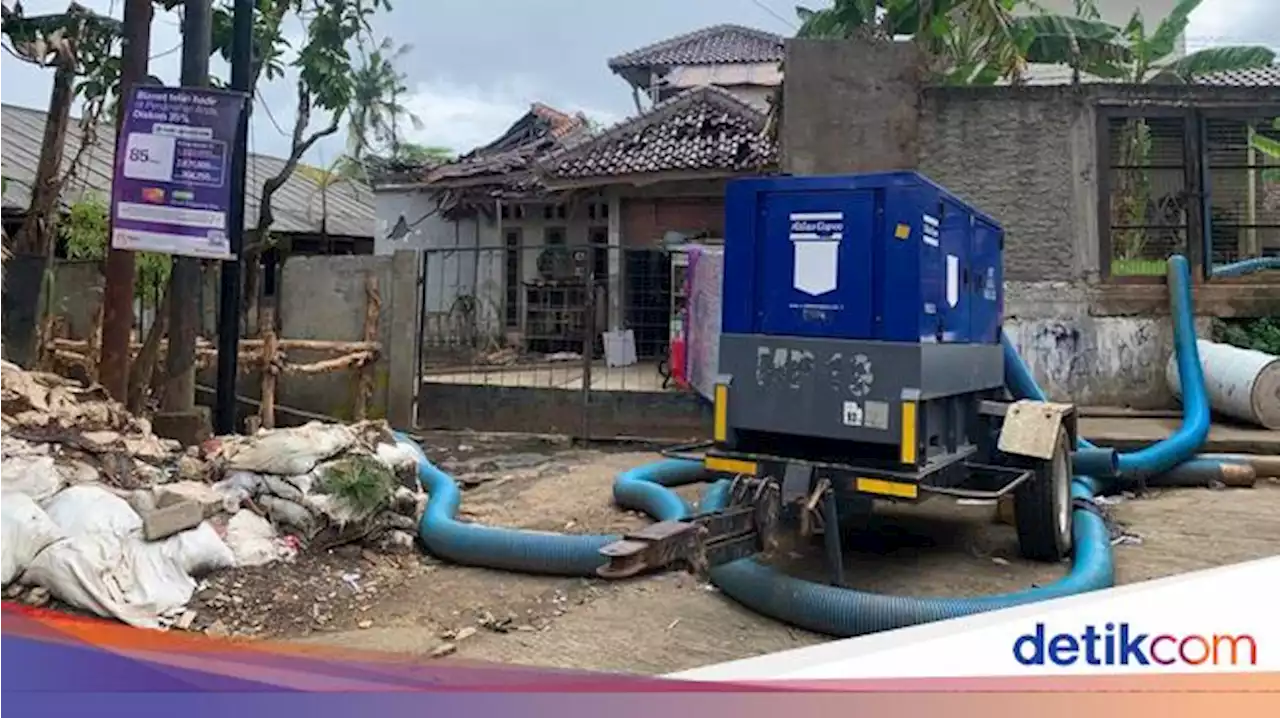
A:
1116;0;1275;82
795;0;1111;87
1251;118;1280;184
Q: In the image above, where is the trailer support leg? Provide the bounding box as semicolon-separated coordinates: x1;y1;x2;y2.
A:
821;487;845;587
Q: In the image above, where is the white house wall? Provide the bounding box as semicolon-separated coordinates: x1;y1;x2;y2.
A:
375;187;622;346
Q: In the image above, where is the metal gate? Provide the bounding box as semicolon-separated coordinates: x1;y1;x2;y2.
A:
411;241;711;440
1203;109;1280;266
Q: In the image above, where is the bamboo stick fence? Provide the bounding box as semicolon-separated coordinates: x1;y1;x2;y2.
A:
44;274;382;430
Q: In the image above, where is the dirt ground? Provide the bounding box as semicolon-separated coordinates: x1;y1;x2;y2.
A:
171;431;1280;675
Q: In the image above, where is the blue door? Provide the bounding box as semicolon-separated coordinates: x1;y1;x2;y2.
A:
756;191;876;339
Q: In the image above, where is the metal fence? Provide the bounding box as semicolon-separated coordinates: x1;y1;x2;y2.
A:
1204;110;1280;267
1101;111;1192;277
412;241;710;439
1100;104;1280;279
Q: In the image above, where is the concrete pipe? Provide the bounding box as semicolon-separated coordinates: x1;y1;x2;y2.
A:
1167;339;1280;431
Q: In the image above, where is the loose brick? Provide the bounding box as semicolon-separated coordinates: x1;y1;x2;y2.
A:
143;500;204;541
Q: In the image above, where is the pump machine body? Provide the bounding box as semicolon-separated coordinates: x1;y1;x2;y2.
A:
598;172;1078;584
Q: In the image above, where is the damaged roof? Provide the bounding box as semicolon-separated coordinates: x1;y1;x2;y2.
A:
537;85;776;184
418;102;591;189
607;24;784;71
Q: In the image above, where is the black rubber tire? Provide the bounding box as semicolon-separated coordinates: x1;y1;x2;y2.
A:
1013;426;1074;562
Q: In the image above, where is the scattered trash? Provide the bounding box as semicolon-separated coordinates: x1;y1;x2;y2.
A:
1112;533;1144;547
991;557;1011;566
430;642;457;658
341;572;362;592
223;510;294;567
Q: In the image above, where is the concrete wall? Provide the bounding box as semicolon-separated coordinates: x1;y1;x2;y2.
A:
42;254;416;425
918;87;1191;406
275;255;394;420
48;261;106;339
919;88;1100;283
781;40;924;175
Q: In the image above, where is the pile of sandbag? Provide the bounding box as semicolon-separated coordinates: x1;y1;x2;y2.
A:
2;485;236;628
197;420;424;554
1;360;426;628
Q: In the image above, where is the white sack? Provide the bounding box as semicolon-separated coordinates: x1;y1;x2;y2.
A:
1;455;66;503
225;422;356;475
1;493;65;585
24;521;235;629
43;485;143;539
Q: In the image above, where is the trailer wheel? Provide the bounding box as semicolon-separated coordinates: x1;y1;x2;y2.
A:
1013;426;1073;562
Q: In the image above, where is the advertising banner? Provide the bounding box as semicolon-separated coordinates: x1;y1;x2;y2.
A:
110;85;247;260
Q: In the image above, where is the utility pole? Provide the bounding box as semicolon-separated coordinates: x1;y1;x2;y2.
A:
215;0;254;434
161;0;211;416
99;0;153;402
7;59;75;369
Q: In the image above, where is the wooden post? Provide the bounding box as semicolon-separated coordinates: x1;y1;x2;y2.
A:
100;0;155;402
258;305;278;430
88;298;105;382
353;274;381;421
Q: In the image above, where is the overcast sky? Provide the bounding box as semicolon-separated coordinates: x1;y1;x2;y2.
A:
2;0;1276;167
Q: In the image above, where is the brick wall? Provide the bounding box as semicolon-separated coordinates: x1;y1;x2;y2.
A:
621;197;725;246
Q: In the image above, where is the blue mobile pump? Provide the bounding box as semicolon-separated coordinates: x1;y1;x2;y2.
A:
599;172;1085;582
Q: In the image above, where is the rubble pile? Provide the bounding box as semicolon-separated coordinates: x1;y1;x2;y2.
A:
0;360;426;629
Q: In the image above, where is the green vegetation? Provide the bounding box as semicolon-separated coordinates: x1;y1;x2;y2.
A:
1216;317;1280;357
318;455;396;516
59;195;170;298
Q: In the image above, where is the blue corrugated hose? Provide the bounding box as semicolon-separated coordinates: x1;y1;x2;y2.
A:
395;437;705;576
1211;256;1280;278
402;254;1215;637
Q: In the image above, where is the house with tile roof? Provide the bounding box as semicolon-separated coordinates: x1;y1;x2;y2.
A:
607;23;784;113
374;24;784;360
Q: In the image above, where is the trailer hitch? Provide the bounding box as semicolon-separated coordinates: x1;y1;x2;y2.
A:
595;479;780;579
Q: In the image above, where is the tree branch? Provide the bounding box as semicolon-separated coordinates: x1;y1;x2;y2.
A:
250;79;342;253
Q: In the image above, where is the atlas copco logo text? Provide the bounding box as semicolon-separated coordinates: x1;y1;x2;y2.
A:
1013;623;1258;667
790;219;843;234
